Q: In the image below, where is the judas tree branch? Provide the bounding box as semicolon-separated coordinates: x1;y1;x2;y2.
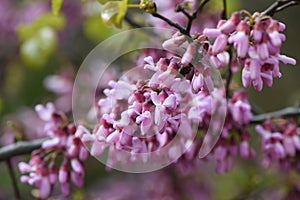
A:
0;107;299;160
260;0;300;17
151;12;189;35
221;0;227;19
6;159;21;200
0;138;46;162
186;0;210;35
152;0;211;36
251;107;300;123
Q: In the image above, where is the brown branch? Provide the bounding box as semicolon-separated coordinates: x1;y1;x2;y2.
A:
145;0;213;37
0;107;298;165
0;138;46;162
251;107;300;123
186;0;210;35
221;0;227;19
6;159;21;200
225;47;233;98
151;12;189;35
0;110;299;161
259;0;300;17
175;4;192;19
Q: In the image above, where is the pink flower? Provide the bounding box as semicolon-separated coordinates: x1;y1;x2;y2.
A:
19;104;87;198
182;43;197;66
162;31;186;53
256;119;300;170
35;103;56;122
136;111;152;135
219;12;240;34
38;177;51;199
71;171;84;188
228;21;249;58
212;34;228;55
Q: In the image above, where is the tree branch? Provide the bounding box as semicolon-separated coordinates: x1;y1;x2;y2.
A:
225;47;233;98
251;107;300;123
0;107;299;161
151;12;189;35
155;0;210;36
186;0;210;35
0;138;46;162
6;159;21;200
221;0;227;19
259;0;299;17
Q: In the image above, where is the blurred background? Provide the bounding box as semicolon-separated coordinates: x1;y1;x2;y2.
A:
0;0;299;199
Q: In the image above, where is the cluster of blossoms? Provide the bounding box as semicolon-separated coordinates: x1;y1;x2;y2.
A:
175;90;254;174
159;30;256;173
77;31;256;174
210;90;255;173
79;55;214;167
18;103;87;198
256;118;300;171
203;11;296;91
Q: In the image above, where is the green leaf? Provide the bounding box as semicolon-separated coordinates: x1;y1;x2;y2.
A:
97;0;108;4
52;0;64;16
83;16;113;42
101;0;128;28
17;13;65;42
20;27;57;69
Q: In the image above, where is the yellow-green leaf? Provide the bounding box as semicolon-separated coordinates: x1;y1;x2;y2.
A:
97;0;107;4
83;16;113;42
17;13;65;41
52;0;64;16
101;0;128;28
20;27;57;69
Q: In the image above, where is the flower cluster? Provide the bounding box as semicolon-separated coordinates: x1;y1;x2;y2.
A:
210;90;254;173
162;34;256;173
18;103;87;198
256;118;300;171
203;11;296;91
80;55;216;167
77;34;256;174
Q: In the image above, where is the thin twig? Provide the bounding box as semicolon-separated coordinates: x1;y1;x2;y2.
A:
225;67;232;98
251;107;300;123
152;12;189;35
221;0;227;19
150;0;211;36
6;159;21;200
0;138;46;162
225;47;233;98
250;102;265;115
186;0;210;35
175;5;192;20
259;0;299;17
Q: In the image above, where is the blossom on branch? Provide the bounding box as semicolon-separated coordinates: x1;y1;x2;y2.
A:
18;103;87;198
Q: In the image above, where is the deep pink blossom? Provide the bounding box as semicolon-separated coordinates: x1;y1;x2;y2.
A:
18;104;88;198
